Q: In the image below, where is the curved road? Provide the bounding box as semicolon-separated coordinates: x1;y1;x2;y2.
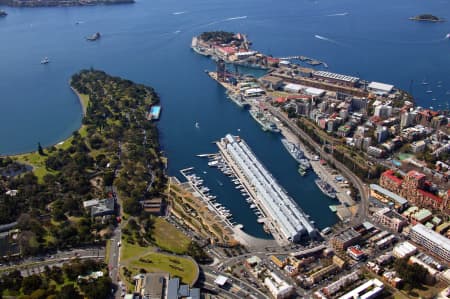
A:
268;106;369;223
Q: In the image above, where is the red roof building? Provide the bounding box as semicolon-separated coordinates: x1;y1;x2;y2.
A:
266;57;280;64
380;170;403;193
379;170;450;213
215;46;236;58
406;170;426;181
347;246;365;261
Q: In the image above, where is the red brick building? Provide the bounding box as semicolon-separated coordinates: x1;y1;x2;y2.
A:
379;170;403;194
379;170;449;213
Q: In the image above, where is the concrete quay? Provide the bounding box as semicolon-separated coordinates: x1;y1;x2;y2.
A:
274;119;355;220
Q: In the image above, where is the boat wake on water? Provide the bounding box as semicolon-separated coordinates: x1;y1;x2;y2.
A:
225;16;247;21
314;34;347;46
327;12;349;17
172;11;187;15
315;34;330;41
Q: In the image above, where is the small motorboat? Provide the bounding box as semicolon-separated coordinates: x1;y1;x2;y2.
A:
40;57;50;64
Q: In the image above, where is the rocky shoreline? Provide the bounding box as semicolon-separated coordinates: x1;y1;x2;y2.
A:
0;0;134;7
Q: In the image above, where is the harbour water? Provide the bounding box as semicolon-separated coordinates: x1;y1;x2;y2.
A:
1;0;450;237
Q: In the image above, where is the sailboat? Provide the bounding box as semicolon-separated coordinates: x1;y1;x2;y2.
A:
195;122;200;128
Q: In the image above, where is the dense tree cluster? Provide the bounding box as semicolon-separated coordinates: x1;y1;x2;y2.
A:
199;31;240;44
71;70;167;215
394;257;429;288
0;259;110;299
0;157;29;177
186;241;213;264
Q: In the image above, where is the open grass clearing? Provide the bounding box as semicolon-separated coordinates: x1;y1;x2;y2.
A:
152;217;191;254
120;238;150;262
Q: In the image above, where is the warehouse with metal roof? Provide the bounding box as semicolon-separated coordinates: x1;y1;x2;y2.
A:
223;134;317;242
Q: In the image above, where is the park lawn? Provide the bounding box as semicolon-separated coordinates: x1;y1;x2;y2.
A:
14;151;57;183
128;252;197;285
105;240;111;265
54;125;88;151
12;124;88;183
120;239;150;262
153;218;191;254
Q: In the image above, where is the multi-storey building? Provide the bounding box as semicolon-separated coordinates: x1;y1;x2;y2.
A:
380;170;403;194
409;224;450;263
367;146;384;158
372;208;407;232
331;228;361;251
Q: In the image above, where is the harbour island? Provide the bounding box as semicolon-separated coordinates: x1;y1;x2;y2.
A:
409;14;445;22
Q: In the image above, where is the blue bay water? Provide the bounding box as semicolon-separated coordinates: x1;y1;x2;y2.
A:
0;0;449;237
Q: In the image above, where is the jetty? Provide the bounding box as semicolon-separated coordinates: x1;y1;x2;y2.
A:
179;167;235;229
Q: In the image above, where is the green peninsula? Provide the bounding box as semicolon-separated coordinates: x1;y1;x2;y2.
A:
1;70;164;254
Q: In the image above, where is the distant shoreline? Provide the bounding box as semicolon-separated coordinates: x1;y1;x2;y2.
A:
0;0;134;8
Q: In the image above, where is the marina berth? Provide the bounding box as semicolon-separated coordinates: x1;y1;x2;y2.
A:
219;134;318;243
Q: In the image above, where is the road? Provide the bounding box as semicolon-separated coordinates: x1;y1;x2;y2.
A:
109;227;121;291
107;187;124;299
268;106;369;223
0;247;105;276
200;266;268;299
